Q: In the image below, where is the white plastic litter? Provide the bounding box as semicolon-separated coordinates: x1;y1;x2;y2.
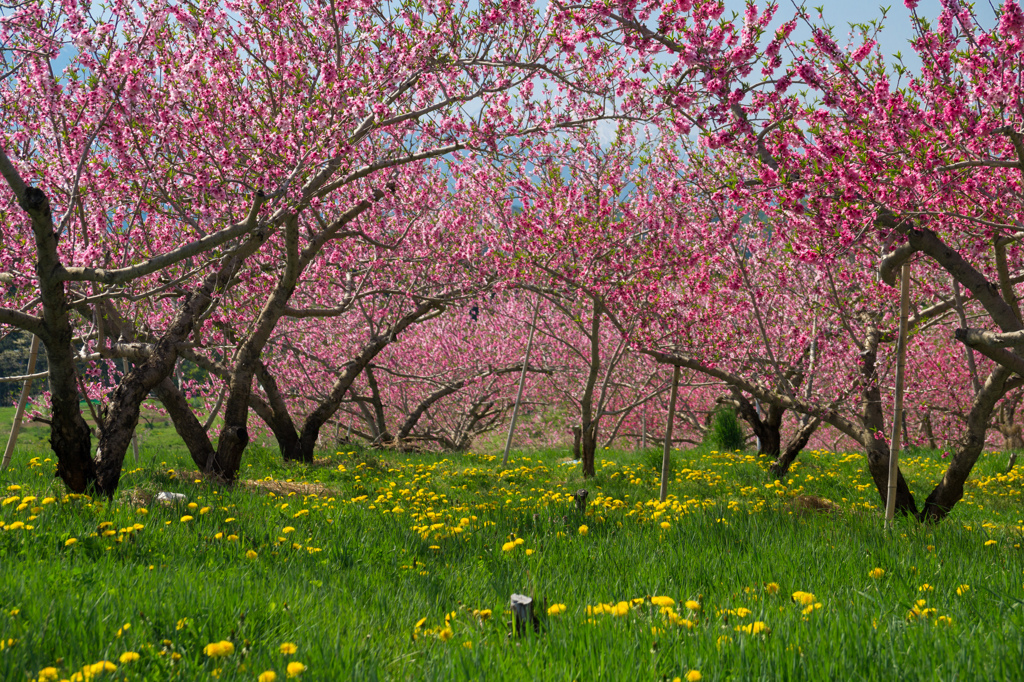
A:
155;491;187;504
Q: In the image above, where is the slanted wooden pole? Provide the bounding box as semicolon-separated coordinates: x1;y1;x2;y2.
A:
659;365;681;503
640;404;647;449
123;359;139;463
2;334;41;470
754;397;762;452
885;264;911;528
502;298;540;467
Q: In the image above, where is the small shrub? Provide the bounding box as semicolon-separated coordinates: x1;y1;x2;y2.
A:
643;447;666;474
706;406;745;451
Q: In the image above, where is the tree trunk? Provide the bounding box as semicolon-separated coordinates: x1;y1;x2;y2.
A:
730;389;781;457
94;284;222;495
293;301;441;463
211;192;405;478
571;426;582;461
364;365;392;445
864;439;917;517
920;409;937;449
21;184;97;492
769;416;820;478
919;365;1012;522
251;362;302;461
579;298;602;479
153;377;216;470
859;325;918;517
581;422;598;478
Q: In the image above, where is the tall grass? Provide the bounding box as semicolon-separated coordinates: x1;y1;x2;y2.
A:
0;439;1021;681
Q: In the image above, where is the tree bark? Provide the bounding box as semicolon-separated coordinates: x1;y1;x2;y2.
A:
252;361;302;461
580;422;599;478
730;389;782;457
363;365;392;445
579;298;602;478
858;325;917;517
920;409;937;449
152;377;216;470
94;274;232;495
769;417;820;478
14;181;96;492
919;366;1013;522
89;219;270;496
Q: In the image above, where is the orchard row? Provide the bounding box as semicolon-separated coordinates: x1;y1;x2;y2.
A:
2;0;1023;522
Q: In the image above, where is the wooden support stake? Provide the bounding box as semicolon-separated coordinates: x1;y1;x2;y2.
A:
502;298;540;467
885;263;911;529
659;365;681;503
573;489;588;514
123;358;139;463
510;594;534;636
641;405;647;450
2;334;40;470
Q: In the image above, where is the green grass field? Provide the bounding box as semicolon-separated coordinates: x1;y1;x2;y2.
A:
1;406;1023;681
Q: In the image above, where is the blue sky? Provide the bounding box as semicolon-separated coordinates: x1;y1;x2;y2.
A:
723;0;1000;71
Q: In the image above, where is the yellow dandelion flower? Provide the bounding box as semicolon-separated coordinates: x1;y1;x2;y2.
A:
578;525;588;535
119;652;140;663
869;568;885;579
735;621;769;635
286;661;307;677
651;596;675;607
764;583;780;595
88;661;117;674
203;640;234;657
686;671;702;682
279;642;298;655
258;672;278;682
685;600;701;611
791;591;816;606
547;604;567;616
